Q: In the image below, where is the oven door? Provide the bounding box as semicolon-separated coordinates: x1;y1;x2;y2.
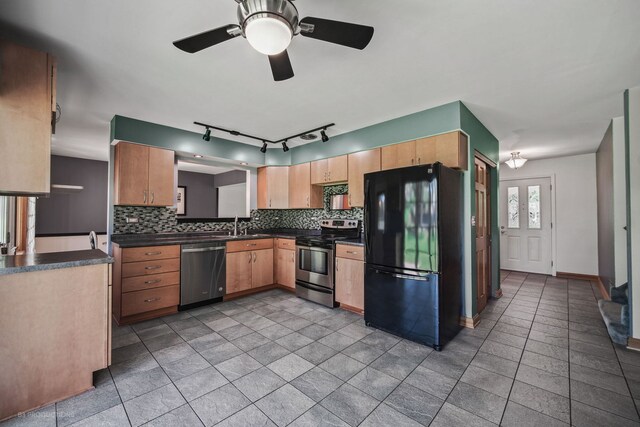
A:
295;245;334;289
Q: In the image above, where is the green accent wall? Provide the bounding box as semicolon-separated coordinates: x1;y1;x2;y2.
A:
290;102;461;164
110;116;266;165
109;100;499;318
459;103;501;318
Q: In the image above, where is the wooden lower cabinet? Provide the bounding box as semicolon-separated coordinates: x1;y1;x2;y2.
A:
335;245;365;313
112;244;181;325
276;248;296;289
226;239;274;295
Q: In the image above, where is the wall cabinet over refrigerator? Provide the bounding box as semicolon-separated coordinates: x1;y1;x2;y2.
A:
311;155;348;185
0;40;56;195
257;166;289;209
381;132;468;171
289;162;323;209
114;142;175;206
347;148;381;207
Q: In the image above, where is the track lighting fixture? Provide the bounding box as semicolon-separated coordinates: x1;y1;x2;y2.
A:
202;127;211;141
193;121;335;153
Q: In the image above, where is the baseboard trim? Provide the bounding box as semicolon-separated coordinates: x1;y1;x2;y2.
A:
460;314;480;329
596;277;610;301
274;284;296;293
224;284;277;300
627;337;640;352
338;303;364;315
556;272;599;281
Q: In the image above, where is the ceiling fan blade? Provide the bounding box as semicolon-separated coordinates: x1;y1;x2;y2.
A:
268;50;294;81
300;17;374;50
173;25;240;53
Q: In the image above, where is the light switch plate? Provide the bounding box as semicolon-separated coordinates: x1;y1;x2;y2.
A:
471;216;476;226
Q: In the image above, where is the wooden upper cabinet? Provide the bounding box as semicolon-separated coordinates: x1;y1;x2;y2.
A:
415;136;437;165
257;166;289;209
114;142;149;205
312;156;348;184
114;142;175;206
348;148;381;207
435;131;468;170
148;147;175;206
289;163;322;209
381;140;416;170
0;40;55;195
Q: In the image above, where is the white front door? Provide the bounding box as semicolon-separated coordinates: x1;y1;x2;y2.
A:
499;177;552;274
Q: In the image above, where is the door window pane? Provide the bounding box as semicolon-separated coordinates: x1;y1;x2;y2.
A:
507;187;519;228
528;185;541;229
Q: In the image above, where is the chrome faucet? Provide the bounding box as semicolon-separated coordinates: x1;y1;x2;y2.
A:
234;215;239;237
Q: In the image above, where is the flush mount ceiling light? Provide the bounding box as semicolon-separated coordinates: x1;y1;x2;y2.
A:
194;121;335;153
505;152;527;169
202;127;211;141
173;0;374;81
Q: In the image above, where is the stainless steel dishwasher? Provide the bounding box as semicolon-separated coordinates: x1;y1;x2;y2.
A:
180;241;226;309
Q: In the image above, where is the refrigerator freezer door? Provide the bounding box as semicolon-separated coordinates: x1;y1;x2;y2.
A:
364;165;439;273
364;264;441;349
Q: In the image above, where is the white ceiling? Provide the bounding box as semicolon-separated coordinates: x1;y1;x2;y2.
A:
1;0;639;163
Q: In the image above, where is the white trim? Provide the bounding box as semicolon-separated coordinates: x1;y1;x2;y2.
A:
499;174;557;276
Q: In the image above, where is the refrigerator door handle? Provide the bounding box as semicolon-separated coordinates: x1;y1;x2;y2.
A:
372;268;431;282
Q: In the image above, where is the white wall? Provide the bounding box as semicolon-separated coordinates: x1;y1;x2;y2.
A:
628;87;640;339
501;153;598;275
613;117;628;286
35;235;108;253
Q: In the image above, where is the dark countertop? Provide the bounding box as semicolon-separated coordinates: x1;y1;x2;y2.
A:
0;249;113;276
337;237;365;247
111;229;324;248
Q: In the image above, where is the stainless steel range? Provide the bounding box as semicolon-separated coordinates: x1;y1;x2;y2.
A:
295;219;360;307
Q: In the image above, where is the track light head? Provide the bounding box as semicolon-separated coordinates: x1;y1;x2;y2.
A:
321;130;329;142
282;141;289;152
202;127;211;141
260;142;267;153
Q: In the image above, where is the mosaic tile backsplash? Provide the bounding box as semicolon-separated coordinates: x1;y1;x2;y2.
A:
113;185;363;234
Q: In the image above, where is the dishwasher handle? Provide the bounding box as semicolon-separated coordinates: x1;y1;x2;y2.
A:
182;246;226;253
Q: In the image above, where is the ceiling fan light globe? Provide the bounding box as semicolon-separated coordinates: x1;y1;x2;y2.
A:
245;17;292;55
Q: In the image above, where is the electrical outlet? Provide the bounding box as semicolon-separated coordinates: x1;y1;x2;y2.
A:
471;216;476;226
125;217;139;224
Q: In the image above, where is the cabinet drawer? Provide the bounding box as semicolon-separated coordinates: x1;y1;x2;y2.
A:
122;271;180;293
121;285;180;317
122;257;180;278
122;245;180;263
227;238;273;253
335;244;364;261
277;238;296;250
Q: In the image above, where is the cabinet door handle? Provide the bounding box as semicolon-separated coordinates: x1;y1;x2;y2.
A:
144;279;161;285
144;297;161;303
307;196;310;207
336;258;339;271
346;250;359;254
143;190;147;203
248;253;252;263
145;251;161;256
418;157;421;164
145;265;161;270
328;171;331;181
253;252;257;263
151;192;155;204
246;243;257;247
269;198;272;208
411;158;415;165
291;253;294;262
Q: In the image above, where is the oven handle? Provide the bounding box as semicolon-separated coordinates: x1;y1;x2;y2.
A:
296;280;333;294
296;245;332;254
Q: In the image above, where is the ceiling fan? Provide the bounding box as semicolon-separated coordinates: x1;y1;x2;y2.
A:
173;0;374;81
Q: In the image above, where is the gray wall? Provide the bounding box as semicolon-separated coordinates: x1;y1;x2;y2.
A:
177;170;247;219
597;123;615;288
177;171;216;219
36;156;108;235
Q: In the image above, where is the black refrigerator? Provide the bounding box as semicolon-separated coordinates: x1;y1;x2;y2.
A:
364;163;463;350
